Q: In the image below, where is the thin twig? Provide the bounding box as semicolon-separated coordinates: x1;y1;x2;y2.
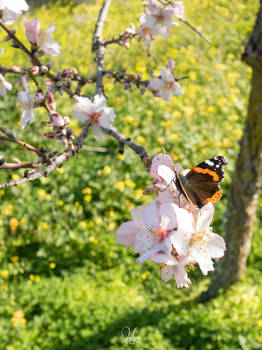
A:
101;127;148;161
0;135;43;156
179;18;212;44
92;0;112;96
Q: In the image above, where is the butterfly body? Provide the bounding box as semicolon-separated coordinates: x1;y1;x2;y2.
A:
174;156;227;209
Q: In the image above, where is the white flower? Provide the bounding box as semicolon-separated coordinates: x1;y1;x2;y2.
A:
72;95;117;142
145;0;177;39
0;73;12;96
171;203;226;275
149;67;184;100
24;18;61;56
17;76;34;129
0;49;12;96
0;0;29;25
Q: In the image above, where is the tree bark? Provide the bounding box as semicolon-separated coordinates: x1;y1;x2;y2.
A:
202;1;262;300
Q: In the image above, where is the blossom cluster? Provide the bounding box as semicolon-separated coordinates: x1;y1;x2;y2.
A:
137;0;185;47
116;153;226;288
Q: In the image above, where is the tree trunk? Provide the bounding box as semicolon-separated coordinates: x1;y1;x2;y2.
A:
202;1;262;300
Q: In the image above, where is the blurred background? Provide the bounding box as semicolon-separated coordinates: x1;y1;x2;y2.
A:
0;0;261;349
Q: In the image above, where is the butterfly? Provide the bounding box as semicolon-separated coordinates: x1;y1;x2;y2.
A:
174;156;227;209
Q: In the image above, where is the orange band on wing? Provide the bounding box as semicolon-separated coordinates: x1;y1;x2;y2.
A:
203;189;222;204
193;167;220;181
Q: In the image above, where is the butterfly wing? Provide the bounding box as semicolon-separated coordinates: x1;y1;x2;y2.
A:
179;156;227;208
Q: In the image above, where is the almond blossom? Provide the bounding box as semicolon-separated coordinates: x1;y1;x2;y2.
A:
0;0;29;25
116;152;226;288
149;60;184;100
72;94;117;142
116;200;177;264
145;0;178;39
24;18;61;56
17;76;34;129
138;0;184;46
171;203;226;275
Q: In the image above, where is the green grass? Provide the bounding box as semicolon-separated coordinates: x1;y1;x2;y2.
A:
0;0;262;349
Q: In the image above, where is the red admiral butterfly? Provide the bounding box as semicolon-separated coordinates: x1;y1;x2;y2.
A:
174;156;227;209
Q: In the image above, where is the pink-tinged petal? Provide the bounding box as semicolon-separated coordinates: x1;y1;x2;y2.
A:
101;107;116;122
134;228;155;253
196;203;214;231
143;200;159;228
166;59;175;71
150;153;173;180
173;264;192;288
172;1;185;19
171;207;194;256
160;68;174;83
203;233;226;259
45;23;56;38
159;203;177;230
156;187;176;204
158;165;176;184
21;109;29;129
190;246;214;275
149;77;164;91
24;18;41;44
50;113;64;127
99;110;116;128
71;109;90;122
40;40;61;56
173;82;184;95
131;205;145;225
93;94;107;110
151;251;177;265
28;108;34;125
161;88;175;101
161;265;173;282
116;221;140;247
17;90;30;105
92;124;106;142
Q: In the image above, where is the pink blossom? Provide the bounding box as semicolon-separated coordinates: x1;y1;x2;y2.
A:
116;200;178;263
72;95;116;142
0;0;29;25
145;0;178;39
137;21;154;47
149;65;184;100
24;18;61;56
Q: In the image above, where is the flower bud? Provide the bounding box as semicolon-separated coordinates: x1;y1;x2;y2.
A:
12;66;23;73
40;65;49;73
44;132;56;138
29;66;39;75
166;59;175;71
46;90;56;111
50;112;65;127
